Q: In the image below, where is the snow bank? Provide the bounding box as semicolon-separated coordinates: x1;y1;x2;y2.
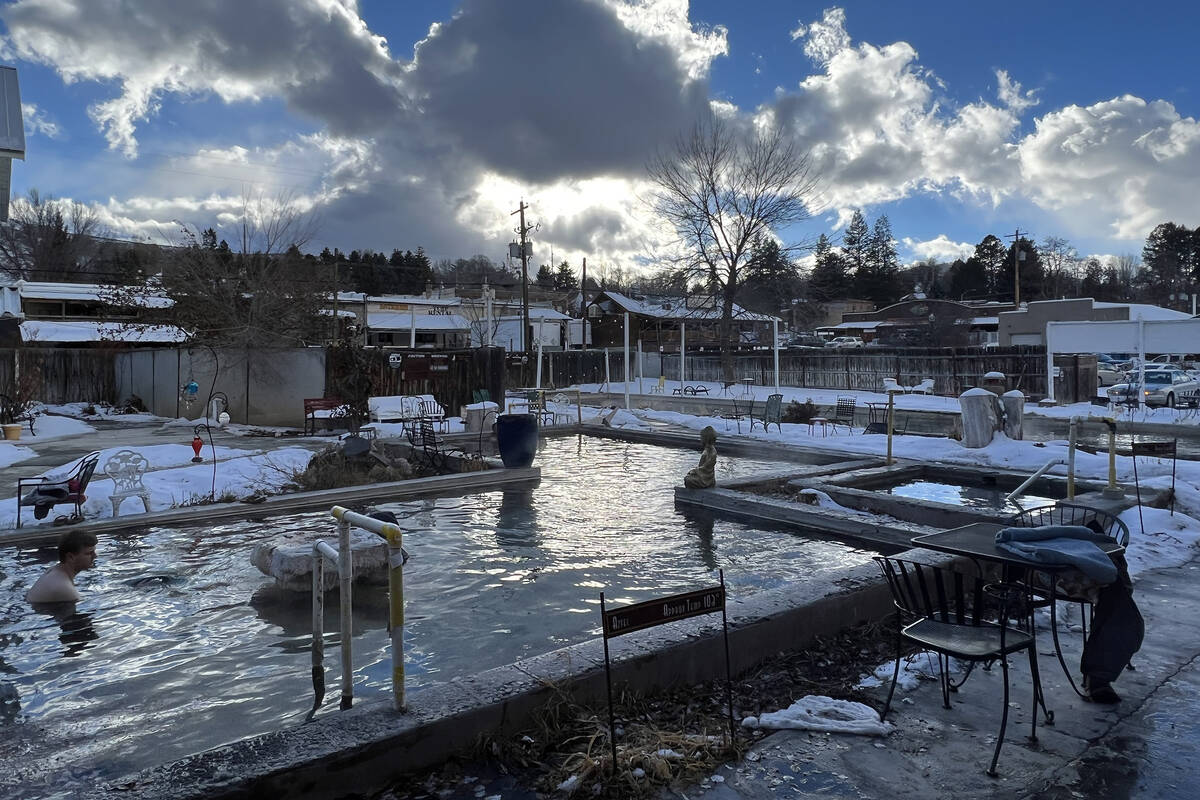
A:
0;447;315;530
0;442;36;469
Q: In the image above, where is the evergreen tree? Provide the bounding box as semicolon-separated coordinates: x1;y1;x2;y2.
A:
853;215;901;305
966;235;1008;297
1080;257;1104;299
553;261;579;292
1142;222;1197;304
842;209;870;277
741;237;800;313
535;264;554;289
947;257;989;300
808;233;851;301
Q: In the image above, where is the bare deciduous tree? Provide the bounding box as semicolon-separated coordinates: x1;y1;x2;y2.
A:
105;192;328;349
647;116;819;380
0;189;105;280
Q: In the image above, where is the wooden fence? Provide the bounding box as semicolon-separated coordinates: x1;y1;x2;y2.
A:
0;348;119;405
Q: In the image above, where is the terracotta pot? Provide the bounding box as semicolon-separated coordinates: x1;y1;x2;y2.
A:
2;423;21;441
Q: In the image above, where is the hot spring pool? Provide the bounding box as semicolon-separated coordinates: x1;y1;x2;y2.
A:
881;478;1057;512
0;435;875;792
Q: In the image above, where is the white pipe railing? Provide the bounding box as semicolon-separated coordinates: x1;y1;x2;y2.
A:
310;507;409;717
1005;458;1068;504
310;518;353;716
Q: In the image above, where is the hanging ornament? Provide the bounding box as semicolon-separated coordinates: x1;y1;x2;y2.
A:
182;380;200;410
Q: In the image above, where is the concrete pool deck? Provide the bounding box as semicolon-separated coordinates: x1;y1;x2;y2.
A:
668;551;1200;800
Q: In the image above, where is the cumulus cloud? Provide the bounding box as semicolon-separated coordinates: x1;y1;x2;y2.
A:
996;69;1037;113
774;7;1023;224
1;0;402;157
2;0;1196;269
406;0;718;183
21;102;60;139
789;8;850;64
1017;95;1200;239
902;235;974;263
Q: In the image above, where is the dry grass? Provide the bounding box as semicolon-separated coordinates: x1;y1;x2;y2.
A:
373;620;894;799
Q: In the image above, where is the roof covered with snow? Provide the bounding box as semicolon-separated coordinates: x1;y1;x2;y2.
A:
7;280;173;308
592;291;778;323
1093;302;1193;321
20;319;187;343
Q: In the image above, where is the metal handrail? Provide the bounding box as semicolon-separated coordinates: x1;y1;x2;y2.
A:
1004;458;1067;504
309;506;409;720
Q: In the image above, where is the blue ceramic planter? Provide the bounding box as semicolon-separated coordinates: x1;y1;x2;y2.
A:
494;413;538;468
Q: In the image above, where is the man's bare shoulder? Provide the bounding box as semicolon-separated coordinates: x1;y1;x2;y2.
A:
25;565;80;604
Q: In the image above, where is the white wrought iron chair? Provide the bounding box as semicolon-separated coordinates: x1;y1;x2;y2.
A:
103;449;152;517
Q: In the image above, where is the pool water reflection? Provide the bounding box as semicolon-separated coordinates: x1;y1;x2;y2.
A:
0;435;874;790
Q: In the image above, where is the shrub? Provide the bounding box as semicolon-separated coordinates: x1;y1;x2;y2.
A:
782;398;818;424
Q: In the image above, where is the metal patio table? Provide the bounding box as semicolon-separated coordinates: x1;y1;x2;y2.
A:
911;522;1125;698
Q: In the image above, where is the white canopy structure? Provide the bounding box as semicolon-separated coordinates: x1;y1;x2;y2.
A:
1044;317;1200;403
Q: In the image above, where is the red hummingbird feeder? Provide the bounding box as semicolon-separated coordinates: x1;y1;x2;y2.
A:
191;426;205;463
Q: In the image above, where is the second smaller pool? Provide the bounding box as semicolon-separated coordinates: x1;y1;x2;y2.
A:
881;478;1057;512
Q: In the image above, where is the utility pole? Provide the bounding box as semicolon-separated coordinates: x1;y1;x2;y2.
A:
1006;228;1028;306
511;201;533;352
580;257;587;349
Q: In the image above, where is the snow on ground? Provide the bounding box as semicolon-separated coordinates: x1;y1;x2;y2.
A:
0;442;37;469
21;414;97;441
38;402;170;425
578;379;1200;425
0;446;316;531
742;696;893;736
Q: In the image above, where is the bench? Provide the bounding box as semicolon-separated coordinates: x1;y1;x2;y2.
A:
303;397;346;436
671;385;710;396
103;449;152;517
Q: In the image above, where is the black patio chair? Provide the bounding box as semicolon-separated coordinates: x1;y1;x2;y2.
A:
17;451;102;528
832;396;857;433
875;556;1048;777
717;397;748;434
750;393;783;433
1008;502;1131;696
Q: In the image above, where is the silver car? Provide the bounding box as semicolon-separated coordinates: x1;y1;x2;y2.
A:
1106;369;1200;408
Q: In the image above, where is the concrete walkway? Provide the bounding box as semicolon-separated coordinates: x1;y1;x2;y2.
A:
666;553;1200;800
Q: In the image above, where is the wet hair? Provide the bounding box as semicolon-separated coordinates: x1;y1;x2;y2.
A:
58;530;98;561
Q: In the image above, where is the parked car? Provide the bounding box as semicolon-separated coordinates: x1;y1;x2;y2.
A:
1151;353;1199;370
785;333;826;348
1106;369;1200;408
1096;364;1126;387
825;336;864;349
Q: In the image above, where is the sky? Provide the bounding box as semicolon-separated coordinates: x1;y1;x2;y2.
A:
2;0;1198;276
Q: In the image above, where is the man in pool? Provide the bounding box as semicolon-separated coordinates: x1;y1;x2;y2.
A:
25;530;98;604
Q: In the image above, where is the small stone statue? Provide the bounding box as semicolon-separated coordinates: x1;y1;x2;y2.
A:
684;426;718;489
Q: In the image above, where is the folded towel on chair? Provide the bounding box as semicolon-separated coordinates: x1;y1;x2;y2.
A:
995;525;1118;584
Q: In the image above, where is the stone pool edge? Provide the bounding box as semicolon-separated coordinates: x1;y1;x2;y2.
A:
82;556;906;800
0;466;542;548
